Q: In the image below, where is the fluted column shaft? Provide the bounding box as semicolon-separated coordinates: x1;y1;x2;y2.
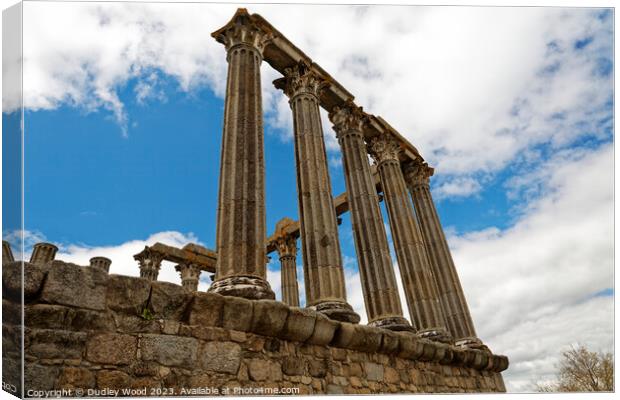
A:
276;235;300;306
274;62;359;323
404;162;483;347
369;136;451;343
330;103;411;331
209;10;274;300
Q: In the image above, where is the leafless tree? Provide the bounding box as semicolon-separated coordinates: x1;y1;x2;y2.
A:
536;344;613;392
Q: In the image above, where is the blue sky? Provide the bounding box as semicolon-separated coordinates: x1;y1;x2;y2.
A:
2;1;614;393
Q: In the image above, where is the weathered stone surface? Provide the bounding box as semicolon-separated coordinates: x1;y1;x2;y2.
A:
191;326;229;342
97;370;131;390
364;362;384;382
3;299;22;326
58;367;95;389
188;292;225;327
282;356;306;376
247;358;282;382
24;363;59;391
379;330;401;354
3;261;49;300
114;315;161;334
66;308;115;332
105;274;151;314
349;325;383;353
280;307;316;342
250;299;289;337
384;367;400;384
397;333;424;360
140;334;198;367
307;313;338;346
41;261;107;311
149;281;192;320
326;384;344;394
199;341;241;374
27;329;87;359
25;304;68;329
308;359;328;378
221;296;253;332
86;333;136;365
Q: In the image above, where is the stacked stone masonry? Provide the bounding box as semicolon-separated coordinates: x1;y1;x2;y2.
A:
3;260;507;396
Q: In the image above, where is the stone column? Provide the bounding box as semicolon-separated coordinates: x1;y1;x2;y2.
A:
3;241;14;264
274;62;359;323
329;102;411;331
90;257;111;273
404;160;484;348
29;242;58;266
209;9;275;300
134;247;163;281
175;264;201;292
368;135;451;343
275;234;300;306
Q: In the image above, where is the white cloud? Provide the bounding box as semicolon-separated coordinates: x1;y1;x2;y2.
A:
14;3;612;191
448;143;613;391
56;231;202;286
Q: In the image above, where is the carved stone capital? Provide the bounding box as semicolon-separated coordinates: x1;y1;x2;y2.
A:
211;8;274;56
275;235;297;259
368;135;402;165
134;246;164;281
176;263;202;291
329;101;368;138
403;159;434;188
273;61;327;100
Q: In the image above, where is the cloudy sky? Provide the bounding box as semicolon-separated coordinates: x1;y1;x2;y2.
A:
2;0;614;393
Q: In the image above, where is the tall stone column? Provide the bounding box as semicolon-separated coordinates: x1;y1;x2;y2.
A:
329;102;411;331
176;264;201;292
274;62;359;323
368;135;451;343
404;161;484;348
134;247;163;281
3;241;14;264
29;242;58;266
209;9;275;300
275;234;300;306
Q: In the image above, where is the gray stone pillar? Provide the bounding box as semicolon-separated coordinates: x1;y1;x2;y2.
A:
90;257;111;273
176;263;201;292
403;160;485;349
3;241;14;264
329;102;411;331
274;62;359;323
134;247;163;281
209;9;275;300
275;234;300;306
29;242;58;266
368;135;451;343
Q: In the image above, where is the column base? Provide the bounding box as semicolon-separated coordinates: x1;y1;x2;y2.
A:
368;316;415;332
455;336;490;352
417;328;454;344
309;301;360;324
209;275;275;300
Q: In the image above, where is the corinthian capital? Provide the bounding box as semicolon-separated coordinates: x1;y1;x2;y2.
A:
275;235;297;259
211;8;275;54
329;101;368;138
368;135;402;165
273;61;327;99
403;160;434;187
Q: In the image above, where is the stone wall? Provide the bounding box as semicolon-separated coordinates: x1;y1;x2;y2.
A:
3;261;508;397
